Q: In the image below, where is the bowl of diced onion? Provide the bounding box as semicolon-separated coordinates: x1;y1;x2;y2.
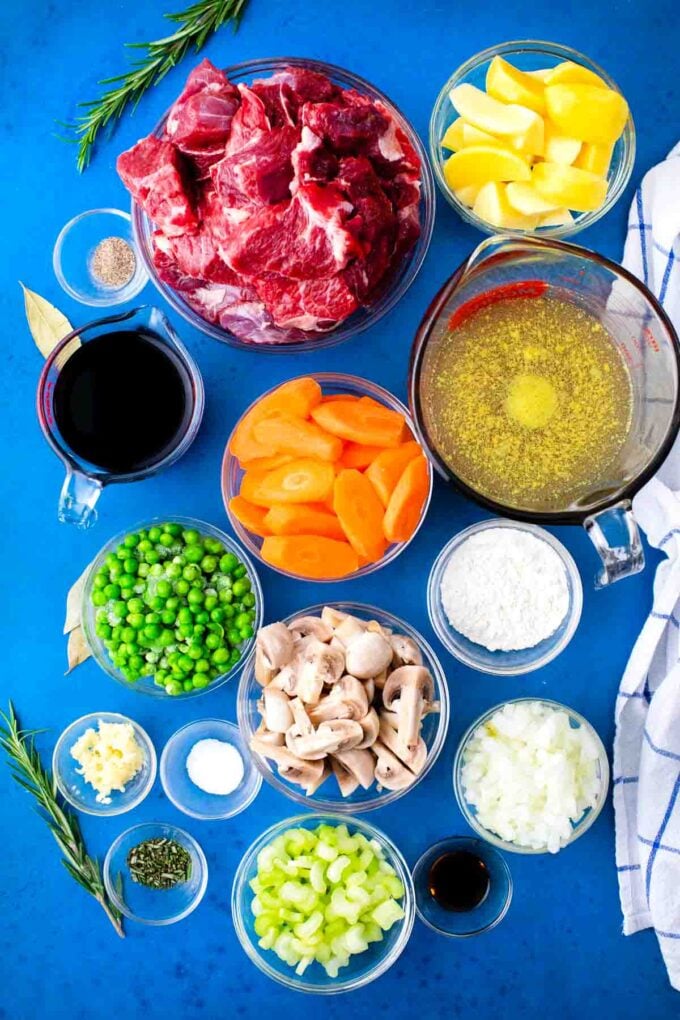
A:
231;813;415;993
453;698;609;854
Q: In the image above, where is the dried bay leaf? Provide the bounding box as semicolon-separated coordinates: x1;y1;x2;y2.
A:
20;282;74;358
66;626;91;674
64;563;92;635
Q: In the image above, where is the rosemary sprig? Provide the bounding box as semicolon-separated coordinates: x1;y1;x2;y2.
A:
68;0;249;172
0;703;124;938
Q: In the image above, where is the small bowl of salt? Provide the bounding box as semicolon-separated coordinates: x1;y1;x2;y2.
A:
160;719;261;820
427;518;583;676
53;208;148;307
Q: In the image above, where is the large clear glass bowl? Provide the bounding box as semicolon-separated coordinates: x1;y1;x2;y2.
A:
222;373;433;582
430;40;635;238
132;56;435;352
237;601;450;812
231;813;415;992
81;516;263;698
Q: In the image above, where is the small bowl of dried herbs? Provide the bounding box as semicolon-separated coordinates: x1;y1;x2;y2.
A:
104;821;208;925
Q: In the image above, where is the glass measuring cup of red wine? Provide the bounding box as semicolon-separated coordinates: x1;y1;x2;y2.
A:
37;305;204;528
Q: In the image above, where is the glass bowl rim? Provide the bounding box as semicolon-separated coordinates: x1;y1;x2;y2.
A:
412;835;513;937
52;711;157;816
81;514;264;698
427;518;583;675
428;38;636;239
159;717;262;819
237;599;450;813
222;371;434;582
452;696;610;854
131;54;435;353
103;820;209;924
230;810;415;993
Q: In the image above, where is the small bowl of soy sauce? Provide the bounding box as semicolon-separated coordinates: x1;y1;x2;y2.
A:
413;836;512;937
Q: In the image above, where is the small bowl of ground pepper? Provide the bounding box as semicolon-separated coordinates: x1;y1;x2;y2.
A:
53;208;148;306
104;821;208;925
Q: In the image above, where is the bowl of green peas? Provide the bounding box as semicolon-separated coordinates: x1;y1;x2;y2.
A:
82;517;263;697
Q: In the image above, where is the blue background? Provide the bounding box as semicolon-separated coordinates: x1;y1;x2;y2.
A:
2;1;679;1016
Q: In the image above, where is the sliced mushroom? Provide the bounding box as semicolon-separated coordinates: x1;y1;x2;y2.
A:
372;739;417;791
289;696;314;734
286;718;363;760
250;737;325;794
379;708;400;731
296;638;345;704
270;660;299;696
333;614;367;645
333;747;375;789
382;666;435;755
321;606;350;630
288;615;333;643
378;717;427;774
254;722;284;747
255;622;295;685
356;707;380;749
331;756;360;797
390;633;424;668
367;619;392;638
363;677;375;705
262;687;294;734
308;675;369;725
345;630;393;680
306;759;332;796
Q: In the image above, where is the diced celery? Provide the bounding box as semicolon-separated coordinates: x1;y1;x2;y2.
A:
345;923;369;955
295;957;314;977
383;874;405;898
324;954;349;979
254;913;278;937
315;942;332;964
345;885;370;909
249;877;262;895
310;860;327;894
326;855;351;884
346;869;368;887
258;930;276;950
357;847;375;870
316;840;338;862
323;919;347;941
379;859;397;876
371;898;405;931
251;895;264;917
278;908;305;924
363;920;384;944
280;881;307;905
294;910;323;941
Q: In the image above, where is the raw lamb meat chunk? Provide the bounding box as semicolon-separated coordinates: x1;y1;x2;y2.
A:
291;127;338;188
255;274;358;331
336;156;397;299
302;90;390;154
250;79;298;127
117;136;197;236
154;226;234;284
211;124;299;206
225;86;271;153
165;58;240;157
270;66;341;104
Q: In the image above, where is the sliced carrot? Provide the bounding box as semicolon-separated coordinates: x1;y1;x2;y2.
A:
341;442;385;470
365;441;422;506
253;413;343;462
321;394;361;404
383;455;430;543
311;398;404;448
261;535;359;579
229;377;322;462
240;470;269;506
239;453;295;472
228;496;271;537
253;458;335;505
265;502;346;540
333;469;387;563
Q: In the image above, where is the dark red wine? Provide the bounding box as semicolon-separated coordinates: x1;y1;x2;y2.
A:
53;328;194;474
428;850;490;912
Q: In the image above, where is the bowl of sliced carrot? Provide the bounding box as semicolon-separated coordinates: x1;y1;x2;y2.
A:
221;374;433;581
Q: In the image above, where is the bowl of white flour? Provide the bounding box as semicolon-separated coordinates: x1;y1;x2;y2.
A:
427;519;583;675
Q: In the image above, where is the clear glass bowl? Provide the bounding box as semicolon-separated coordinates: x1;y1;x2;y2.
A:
53;208;148;306
237;601;450;813
160;718;262;819
429;40;635;238
104;821;208;925
412;836;512;937
231;812;415;993
428;519;583;675
81;516;263;698
453;697;610;854
222;373;433;581
52;712;156;816
131;56;435;352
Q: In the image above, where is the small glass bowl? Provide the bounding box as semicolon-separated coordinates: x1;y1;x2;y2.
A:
413;836;512;937
430;40;635;238
160;719;262;820
238;601;450;813
428;518;583;675
231;813;415;993
132;56;434;352
453;698;610;854
81;516;263;698
53;208;148;306
222;373;433;582
104;821;208;925
52;712;156;816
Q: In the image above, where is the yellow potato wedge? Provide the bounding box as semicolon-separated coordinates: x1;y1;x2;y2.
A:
473;181;539;229
532;162;608;211
506;181;563;216
544;60;606;88
449;83;541;137
443;145;532;190
545;83;628;144
486;56;546;114
543;123;582;165
574;141;614;177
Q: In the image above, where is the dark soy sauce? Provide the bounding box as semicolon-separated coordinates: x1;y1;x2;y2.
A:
53;328;194;474
428;850;491;912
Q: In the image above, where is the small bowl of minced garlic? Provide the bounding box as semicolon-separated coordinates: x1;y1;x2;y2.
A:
53;711;157;816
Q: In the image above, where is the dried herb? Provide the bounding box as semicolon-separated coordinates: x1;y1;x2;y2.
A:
127;837;192;889
20;283;74;359
0;703;125;937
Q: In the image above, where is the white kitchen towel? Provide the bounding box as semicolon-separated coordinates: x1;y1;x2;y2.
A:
614;140;680;989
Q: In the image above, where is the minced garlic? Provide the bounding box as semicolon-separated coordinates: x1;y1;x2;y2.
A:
70;720;145;804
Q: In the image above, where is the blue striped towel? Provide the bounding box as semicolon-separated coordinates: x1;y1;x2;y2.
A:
615;141;680;989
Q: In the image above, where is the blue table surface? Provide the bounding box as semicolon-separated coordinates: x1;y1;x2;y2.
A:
2;1;679;1016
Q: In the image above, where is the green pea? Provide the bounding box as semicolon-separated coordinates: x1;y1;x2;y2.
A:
187;588;204;606
219;552;237;574
182;529;200;545
143;623;161;640
184;545;204;564
193;674;209;690
232;578;251;597
93;572;108;591
166;563;181;579
177;607;192;625
163;523;182;537
148;526;162;543
193;658;209;673
96;622;112;640
144;550;160;565
227;628;241;646
204;594;218;612
166;596;180;611
182;564;200;582
183;679;194;692
156;580;172;598
212;647;230;665
158;532;174;548
205;633;220;650
201;555;217;573
229;647;242;664
137;563;150;578
210;608;225;623
150;595;165;612
116;547;128;561
223;604;235;619
235;612;250;629
159;629;175;648
219;589;233;605
165;680;183;697
175;579;190;596
129;653;145;670
233;564;246;579
92;591;107;607
123;557;139;575
109;562;123;580
240;624;254;640
149;563;163;578
242;593;256;608
161;609;176;625
178;654;194;673
127;613;145;629
123;533;139;548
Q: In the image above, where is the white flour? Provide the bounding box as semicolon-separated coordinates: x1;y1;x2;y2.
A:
440;527;570;651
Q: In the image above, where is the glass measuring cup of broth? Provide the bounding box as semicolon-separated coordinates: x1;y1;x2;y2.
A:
37;305;204;528
410;236;680;586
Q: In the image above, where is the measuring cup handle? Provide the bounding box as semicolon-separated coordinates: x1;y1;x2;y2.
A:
584;500;645;587
58;469;102;529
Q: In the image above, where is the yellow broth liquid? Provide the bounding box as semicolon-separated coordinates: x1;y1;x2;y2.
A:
422;295;633;512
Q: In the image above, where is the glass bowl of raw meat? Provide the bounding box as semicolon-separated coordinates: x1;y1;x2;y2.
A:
236;602;450;814
123;57;435;351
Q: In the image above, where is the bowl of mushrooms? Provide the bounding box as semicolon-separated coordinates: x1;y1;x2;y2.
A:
237;602;450;813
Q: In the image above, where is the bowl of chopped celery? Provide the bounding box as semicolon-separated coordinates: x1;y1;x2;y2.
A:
231;814;415;993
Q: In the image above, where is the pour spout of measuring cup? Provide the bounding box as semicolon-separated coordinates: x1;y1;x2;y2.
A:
58;468;102;529
584;500;645;587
